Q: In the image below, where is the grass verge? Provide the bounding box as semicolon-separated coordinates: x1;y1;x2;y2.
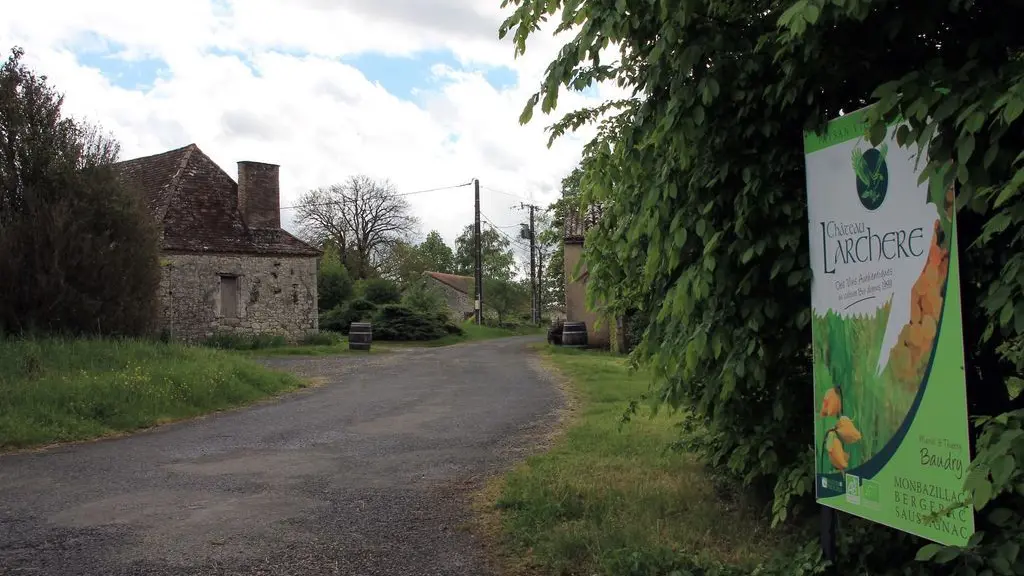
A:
209;331;387;357
230;323;544;356
478;346;791;575
235;342;386;357
383;322;546;348
0;337;306;451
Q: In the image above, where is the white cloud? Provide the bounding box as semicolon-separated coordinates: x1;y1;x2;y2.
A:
0;0;622;252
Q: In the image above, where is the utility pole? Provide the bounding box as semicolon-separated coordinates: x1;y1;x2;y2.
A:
474;178;483;325
536;245;545;327
520;202;538;325
529;204;537;325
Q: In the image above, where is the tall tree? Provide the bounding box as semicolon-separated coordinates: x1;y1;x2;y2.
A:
418;230;455;273
378;231;456;287
484;277;529;325
454;224;516;282
0;47;160;336
295;175;418;279
503;0;1024;569
377;240;428;287
317;241;353;312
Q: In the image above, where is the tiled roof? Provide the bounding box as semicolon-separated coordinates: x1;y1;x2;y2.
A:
115;144;320;257
424;271;473;295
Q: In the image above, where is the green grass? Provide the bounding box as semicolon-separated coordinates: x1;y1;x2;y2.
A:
481;346;790;576
214;330;383;357
374;322;545;349
236;344;383;356
462;322;546;340
230;323;544;356
234;340;386;357
0;338;307;451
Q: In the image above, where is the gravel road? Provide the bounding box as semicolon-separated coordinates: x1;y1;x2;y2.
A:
0;336;559;575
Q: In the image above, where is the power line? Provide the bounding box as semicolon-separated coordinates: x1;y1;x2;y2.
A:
397;182;474;197
481;215;528;250
481;218;533;266
482;185;532;203
480;213;521;243
280;181;473;210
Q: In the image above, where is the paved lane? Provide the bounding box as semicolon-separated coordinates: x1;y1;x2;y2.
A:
0;337;558;575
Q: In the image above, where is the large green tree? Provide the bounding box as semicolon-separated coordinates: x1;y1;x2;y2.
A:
419;230;455;273
454;224;517;282
378;230;456;287
503;0;1024;572
0;47;160;336
378;240;427;287
484;277;530;325
317;241;353;311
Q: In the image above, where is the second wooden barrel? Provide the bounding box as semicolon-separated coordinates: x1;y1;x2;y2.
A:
562;321;588;348
547;319;565;346
349;322;372;351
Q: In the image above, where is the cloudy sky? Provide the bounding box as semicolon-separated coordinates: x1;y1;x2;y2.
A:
1;0;612;260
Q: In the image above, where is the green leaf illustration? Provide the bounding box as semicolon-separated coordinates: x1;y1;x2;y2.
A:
852;148;871;186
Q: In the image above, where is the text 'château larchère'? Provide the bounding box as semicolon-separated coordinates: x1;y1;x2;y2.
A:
819;220;927;274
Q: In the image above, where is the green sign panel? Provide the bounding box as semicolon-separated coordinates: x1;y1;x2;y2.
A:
804;107;974;546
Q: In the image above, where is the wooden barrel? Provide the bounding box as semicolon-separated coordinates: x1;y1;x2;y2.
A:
349;322;372;351
547;319;565;346
562;321;588;348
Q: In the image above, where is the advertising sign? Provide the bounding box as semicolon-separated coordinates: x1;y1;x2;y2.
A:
804;108;974;546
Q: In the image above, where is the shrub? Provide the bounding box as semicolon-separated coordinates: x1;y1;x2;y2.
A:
623;308;648;354
318;307;346;333
0;47;160;337
319;299;377;334
317;259;352;312
444;317;464;336
372;304;451;341
301;331;342;346
204;332;287;350
359;277;402;305
402;278;447;314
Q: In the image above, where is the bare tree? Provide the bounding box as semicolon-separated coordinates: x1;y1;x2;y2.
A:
295;175;418;279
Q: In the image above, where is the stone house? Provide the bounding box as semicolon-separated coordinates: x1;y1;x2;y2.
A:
115;144;321;343
423;271;476;322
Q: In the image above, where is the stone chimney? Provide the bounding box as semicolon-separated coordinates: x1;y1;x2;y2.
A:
237;161;280;229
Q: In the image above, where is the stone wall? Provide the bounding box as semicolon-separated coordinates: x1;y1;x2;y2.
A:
158;252;318;343
428;278;476;323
